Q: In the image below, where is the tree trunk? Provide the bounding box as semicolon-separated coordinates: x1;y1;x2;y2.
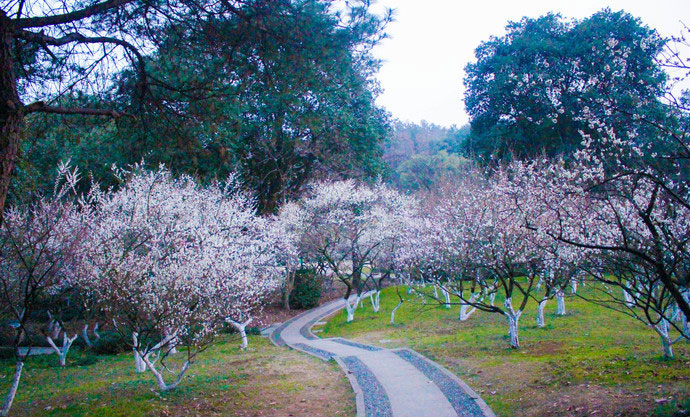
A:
46;332;78;367
504;297;522;349
441;286;451;309
390;299;403;325
82;324;93;348
623;281;635;307
536;297;548;328
556;290;566;316
0;13;22;219
227;318;252;349
1;360;22;417
141;352;190;392
283;268;295;311
132;333;146;373
570;279;577;294
653;319;674;358
370;291;381;313
344;294;361;322
459;292;478;321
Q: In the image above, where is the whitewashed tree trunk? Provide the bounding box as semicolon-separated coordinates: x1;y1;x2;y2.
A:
165;329;178;354
370;291;381;313
652;318;674;358
227;318;253;349
82;323;100;347
1;361;23;417
570;279;577;294
344;294;362;322
535;277;543;292
133;333;146;373
441;286;451;309
504;297;523;349
46;331;78;367
459;293;479;321
489;292;496;306
536;296;548;328
390;299;404;325
556;290;566;316
141;353;190;391
433;285;438;299
623;281;635;307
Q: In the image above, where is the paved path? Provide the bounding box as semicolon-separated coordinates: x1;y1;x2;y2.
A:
270;296;496;417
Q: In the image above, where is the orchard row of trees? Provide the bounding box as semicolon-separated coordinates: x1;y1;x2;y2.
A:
0;165;283;414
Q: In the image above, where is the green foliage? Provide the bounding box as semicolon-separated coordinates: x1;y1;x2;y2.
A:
14;1;391;213
463;9;667;162
92;331;129;355
289;268;322;309
397;150;471;191
384;121;471;189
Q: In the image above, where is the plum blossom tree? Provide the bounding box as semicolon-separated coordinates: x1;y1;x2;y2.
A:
511;155;690;357
76;166;279;390
288;180;417;322
407;172;540;349
0;163;90;416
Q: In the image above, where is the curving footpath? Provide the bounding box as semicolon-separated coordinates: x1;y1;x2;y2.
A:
269;295;496;417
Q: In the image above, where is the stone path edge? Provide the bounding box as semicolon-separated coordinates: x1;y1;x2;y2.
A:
333;356;367;417
391;348;497;417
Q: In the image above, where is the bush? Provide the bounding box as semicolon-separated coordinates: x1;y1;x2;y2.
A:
289;268;322;309
92;331;128;355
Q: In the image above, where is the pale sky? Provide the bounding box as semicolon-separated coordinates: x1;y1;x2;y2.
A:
370;0;690;127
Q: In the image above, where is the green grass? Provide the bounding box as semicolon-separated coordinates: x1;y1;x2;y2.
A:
317;285;690;417
0;335;355;417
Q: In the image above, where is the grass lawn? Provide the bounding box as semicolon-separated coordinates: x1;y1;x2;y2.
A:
0;335;355;417
316;285;690;417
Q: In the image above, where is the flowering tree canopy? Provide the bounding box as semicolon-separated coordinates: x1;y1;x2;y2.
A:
76;166;280;390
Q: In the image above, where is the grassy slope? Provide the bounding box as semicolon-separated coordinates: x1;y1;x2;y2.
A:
316;285;690;417
0;335;355;417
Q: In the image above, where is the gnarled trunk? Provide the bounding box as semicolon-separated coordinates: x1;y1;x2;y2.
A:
46;331;78;367
227;318;252;349
141;352;190;392
344;293;362;322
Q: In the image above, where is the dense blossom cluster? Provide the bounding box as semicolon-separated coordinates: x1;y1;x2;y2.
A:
277;180;417;321
1;165;281;399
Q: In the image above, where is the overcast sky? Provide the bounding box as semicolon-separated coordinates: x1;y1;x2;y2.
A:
369;0;690;127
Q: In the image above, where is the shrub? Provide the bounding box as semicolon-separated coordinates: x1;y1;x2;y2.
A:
92;331;128;354
289;268;322;309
